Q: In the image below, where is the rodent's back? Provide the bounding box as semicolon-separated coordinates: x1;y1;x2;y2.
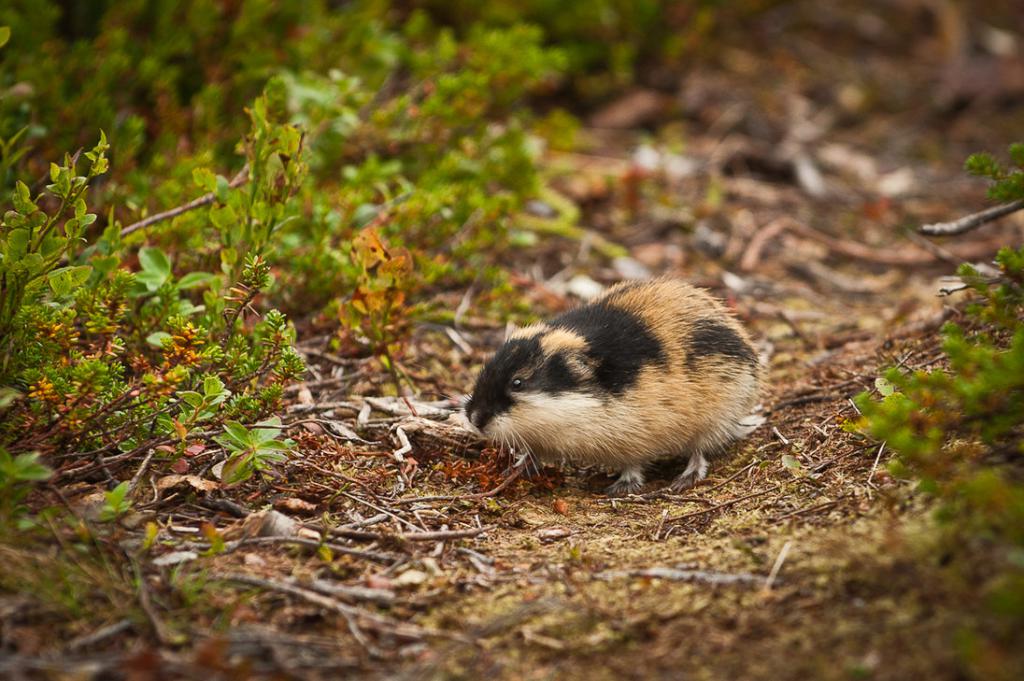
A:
526;279;762;465
596;279;760;378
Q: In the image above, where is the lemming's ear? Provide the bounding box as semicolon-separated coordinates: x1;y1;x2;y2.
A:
562;347;597;381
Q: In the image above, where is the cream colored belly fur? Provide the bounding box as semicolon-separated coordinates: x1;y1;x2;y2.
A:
489;366;761;470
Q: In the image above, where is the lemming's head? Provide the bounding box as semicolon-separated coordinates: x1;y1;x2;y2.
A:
464;326;598;443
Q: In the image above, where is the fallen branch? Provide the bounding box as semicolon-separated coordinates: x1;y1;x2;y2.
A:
669;485;780;525
229;536;397;564
222;572;429;655
323;526;487;544
119;164;248;237
595;566;764;586
743;216;1008;268
919;199;1024;236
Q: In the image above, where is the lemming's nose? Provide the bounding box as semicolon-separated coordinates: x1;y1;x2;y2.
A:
469;409;489;431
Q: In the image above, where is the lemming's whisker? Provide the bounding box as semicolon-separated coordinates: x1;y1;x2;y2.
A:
507;430;537;476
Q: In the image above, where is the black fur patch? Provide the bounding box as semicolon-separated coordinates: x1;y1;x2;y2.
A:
466;336;542;430
549;302;666;394
687;318;757;368
535;352;580;394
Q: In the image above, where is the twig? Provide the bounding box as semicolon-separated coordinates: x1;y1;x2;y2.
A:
739;217;790;271
66;619;133;651
651;509;669;541
134;562;174;645
222;572;430;655
303;578;395;606
759;216;1005;266
919;199;1024;236
867;442;886;484
341;491;423;531
221;536;397;564
669;485;780;525
595;567;764;586
119;164;249;237
392;426;412;461
763;541;792;591
323;526;487;543
127;448;156;494
773;499;841;522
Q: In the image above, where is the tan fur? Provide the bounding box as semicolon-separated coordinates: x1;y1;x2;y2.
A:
508;323;548;340
487;279;763;491
539;328;587;354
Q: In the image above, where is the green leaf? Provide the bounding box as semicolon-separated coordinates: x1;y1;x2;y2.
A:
1008;143;1024;168
221;421;252;447
215;174;231;202
177;271;216;290
100;481;132;521
47;265;93;297
146;331;172;347
781;455;803;473
0;27;11;50
92;254;120;275
136;247;172;291
192;167;217;193
0;387;21;409
0;451;51;483
220;453;254;484
12;181;34;213
203;376;225;397
138;247;171;277
875;376;896;397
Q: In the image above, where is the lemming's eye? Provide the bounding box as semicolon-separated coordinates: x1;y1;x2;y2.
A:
510;378;524;391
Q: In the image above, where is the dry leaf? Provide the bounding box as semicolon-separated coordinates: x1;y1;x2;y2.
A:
536;527;571;542
366;574;394;590
394;569;429;587
152;550;198;567
552;499;569;515
243;553;267;567
273;497;317;513
155;474;219;494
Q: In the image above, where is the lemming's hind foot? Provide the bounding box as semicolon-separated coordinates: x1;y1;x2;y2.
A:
670;452;709;492
606;466;645;496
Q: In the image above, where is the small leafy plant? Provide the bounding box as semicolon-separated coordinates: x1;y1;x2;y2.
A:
337;227;416;389
964;142;1024;202
0;134;108;350
214;418;294;485
99;481;133;522
0;448;51;530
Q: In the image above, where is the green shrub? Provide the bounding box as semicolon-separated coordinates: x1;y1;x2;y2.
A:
857;144;1024;677
0;117;305;469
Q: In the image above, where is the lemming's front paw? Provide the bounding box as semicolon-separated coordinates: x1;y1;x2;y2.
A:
669;470;703;492
606;478;643;496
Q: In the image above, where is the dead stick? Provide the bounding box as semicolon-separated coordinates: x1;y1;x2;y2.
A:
919;199;1024;236
669;485;780;524
222;573;417;655
120;165;248;237
323;526;486;543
